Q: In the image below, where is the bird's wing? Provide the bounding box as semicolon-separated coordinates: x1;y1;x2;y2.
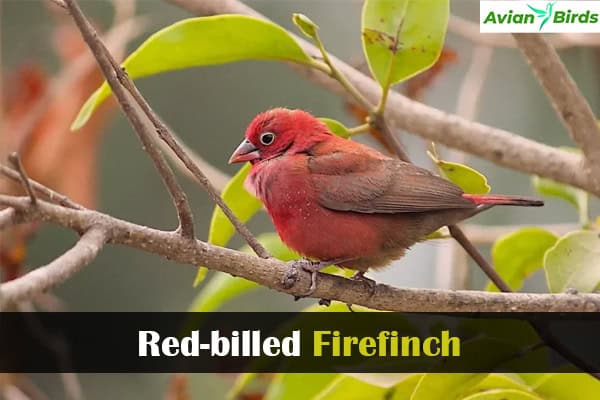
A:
527;4;546;16
308;151;475;214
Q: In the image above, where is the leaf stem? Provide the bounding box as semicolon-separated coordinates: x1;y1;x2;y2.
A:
346;123;371;136
311;33;373;112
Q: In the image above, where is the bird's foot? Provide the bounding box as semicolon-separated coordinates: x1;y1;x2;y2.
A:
341;271;377;312
350;271;377;295
281;258;341;298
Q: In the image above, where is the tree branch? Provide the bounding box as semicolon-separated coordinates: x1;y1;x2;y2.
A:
513;33;600;184
0;164;83;209
63;0;269;257
114;75;269;258
2;195;600;312
8;152;37;205
0;226;107;309
63;0;196;238
165;0;600;197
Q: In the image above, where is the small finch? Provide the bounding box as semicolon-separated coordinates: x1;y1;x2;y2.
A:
229;108;543;294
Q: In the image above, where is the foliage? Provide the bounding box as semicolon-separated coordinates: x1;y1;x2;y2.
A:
486;228;557;292
427;151;491;194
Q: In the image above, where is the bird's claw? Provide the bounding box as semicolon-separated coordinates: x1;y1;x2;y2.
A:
281;258;332;298
350;271;377;295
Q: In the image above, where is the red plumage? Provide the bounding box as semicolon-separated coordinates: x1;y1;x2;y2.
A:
229;108;543;272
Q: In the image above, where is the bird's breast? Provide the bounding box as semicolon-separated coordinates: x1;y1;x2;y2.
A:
247;156;388;263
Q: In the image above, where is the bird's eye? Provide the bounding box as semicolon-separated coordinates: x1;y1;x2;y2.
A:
260;132;275;146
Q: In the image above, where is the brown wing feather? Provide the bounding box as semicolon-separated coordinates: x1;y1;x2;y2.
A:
308;152;475;214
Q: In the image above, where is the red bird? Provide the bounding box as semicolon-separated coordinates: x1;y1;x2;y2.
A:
229;108;543;294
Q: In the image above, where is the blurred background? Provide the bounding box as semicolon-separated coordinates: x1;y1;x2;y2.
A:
2;0;600;398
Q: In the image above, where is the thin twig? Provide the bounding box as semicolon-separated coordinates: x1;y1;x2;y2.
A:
0;164;83;209
151;123;231;191
8;152;37;205
448;224;512;292
513;33;600;183
369;113;411;163
2;195;600;312
0;226;107;309
62;0;195;238
110;65;269;258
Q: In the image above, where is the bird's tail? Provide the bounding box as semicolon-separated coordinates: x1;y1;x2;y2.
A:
462;194;544;207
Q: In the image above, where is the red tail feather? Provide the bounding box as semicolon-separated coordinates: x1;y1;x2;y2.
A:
462;194;544;207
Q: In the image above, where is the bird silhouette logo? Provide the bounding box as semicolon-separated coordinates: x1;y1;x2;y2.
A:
527;1;557;31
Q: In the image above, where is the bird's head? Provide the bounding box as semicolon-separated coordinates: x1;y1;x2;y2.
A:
229;108;331;165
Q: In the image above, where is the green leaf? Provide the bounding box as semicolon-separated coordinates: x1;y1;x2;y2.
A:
72;15;312;129
319;117;350;138
361;0;449;89
465;374;533;396
532;175;589;225
292;13;319;39
410;374;488;400
389;374;423;399
544;230;600;293
486;228;558;292
193;163;262;284
189;272;258;312
531;373;600;399
265;373;339;400
460;389;542;400
313;375;387;400
428;151;491;194
192;266;209;287
189;233;298;312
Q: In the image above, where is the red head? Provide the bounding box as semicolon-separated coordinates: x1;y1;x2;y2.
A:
229;108;332;165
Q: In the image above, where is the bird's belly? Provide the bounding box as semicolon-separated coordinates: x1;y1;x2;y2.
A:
269;202;397;265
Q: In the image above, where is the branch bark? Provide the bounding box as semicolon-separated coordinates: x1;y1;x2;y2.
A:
1;164;83;209
0;226;107;308
63;0;269;257
2;195;600;312
513;33;600;183
165;0;600;197
63;0;196;238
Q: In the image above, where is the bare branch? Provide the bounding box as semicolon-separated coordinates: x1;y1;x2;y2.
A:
165;0;600;197
2;195;600;312
62;0;195;238
152;124;231;191
8;153;37;205
0;164;83;209
514;33;600;182
448;224;512;293
0;226;107;309
112;71;269;258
